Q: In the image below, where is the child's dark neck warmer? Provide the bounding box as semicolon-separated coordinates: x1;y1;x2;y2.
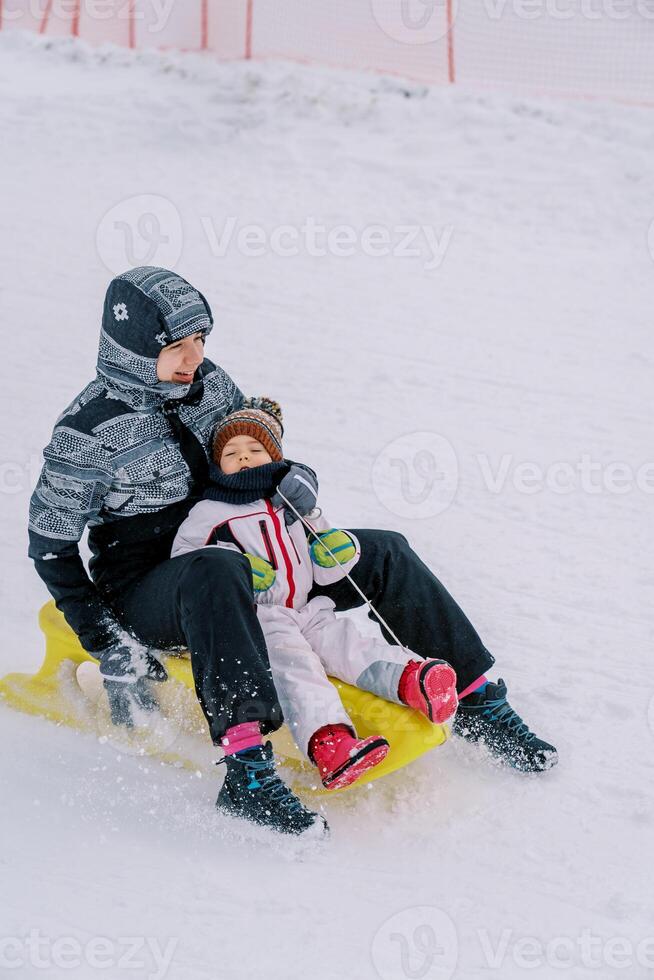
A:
203;460;289;505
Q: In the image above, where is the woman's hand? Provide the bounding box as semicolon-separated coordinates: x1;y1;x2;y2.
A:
272;462;319;526
98;642;168;728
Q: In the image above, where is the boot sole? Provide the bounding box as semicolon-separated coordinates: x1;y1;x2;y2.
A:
216;798;330;838
321;737;390;790
419;661;459;724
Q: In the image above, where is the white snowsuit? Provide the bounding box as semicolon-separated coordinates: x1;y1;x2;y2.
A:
171;496;414;755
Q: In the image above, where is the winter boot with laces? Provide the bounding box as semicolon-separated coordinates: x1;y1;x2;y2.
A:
453;678;558;772
216;742;328;837
309;724;390;790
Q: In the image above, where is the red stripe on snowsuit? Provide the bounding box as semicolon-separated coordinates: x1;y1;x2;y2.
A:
266;500;295;608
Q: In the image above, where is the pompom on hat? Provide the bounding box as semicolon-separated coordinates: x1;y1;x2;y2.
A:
212;397;284;464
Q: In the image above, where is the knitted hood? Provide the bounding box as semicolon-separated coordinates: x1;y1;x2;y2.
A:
97;266;214;403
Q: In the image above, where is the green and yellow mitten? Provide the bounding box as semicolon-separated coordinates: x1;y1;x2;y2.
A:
244;553;277;592
309;529;357;568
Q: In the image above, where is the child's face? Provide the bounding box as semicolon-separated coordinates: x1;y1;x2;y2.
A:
220;434;273;474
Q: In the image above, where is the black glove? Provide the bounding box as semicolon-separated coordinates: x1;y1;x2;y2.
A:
98;642;168;729
272;462;319;526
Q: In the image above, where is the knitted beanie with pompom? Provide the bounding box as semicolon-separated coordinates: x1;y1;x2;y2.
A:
212;397;284;464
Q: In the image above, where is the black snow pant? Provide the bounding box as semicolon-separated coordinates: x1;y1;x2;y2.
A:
109;529;495;744
311;529;495;687
109;547;281;744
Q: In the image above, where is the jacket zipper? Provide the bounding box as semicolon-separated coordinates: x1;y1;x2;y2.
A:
265;500;296;608
258;520;278;570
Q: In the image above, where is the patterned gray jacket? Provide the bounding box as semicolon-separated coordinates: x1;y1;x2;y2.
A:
28;267;244;652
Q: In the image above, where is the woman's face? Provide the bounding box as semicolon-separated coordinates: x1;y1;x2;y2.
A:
156;331;206;384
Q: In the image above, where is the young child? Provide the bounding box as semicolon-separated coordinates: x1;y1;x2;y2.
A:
171;399;459;789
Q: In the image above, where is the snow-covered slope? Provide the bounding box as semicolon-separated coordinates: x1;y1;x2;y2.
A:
1;32;653;980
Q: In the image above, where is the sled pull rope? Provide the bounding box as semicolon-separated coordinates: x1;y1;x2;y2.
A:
276;490;406;650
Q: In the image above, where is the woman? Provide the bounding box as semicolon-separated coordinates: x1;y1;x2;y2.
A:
29;266;556;838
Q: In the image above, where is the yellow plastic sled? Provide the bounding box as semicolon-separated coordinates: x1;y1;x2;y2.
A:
0;601;449;792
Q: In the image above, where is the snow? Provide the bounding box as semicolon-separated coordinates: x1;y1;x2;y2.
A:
1;29;653;980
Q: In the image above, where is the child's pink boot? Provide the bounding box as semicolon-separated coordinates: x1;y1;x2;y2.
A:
309;724;390;790
399;659;459;724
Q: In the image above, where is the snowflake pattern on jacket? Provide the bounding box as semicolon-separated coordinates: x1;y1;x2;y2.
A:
29;368;242;543
28;266;244;651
